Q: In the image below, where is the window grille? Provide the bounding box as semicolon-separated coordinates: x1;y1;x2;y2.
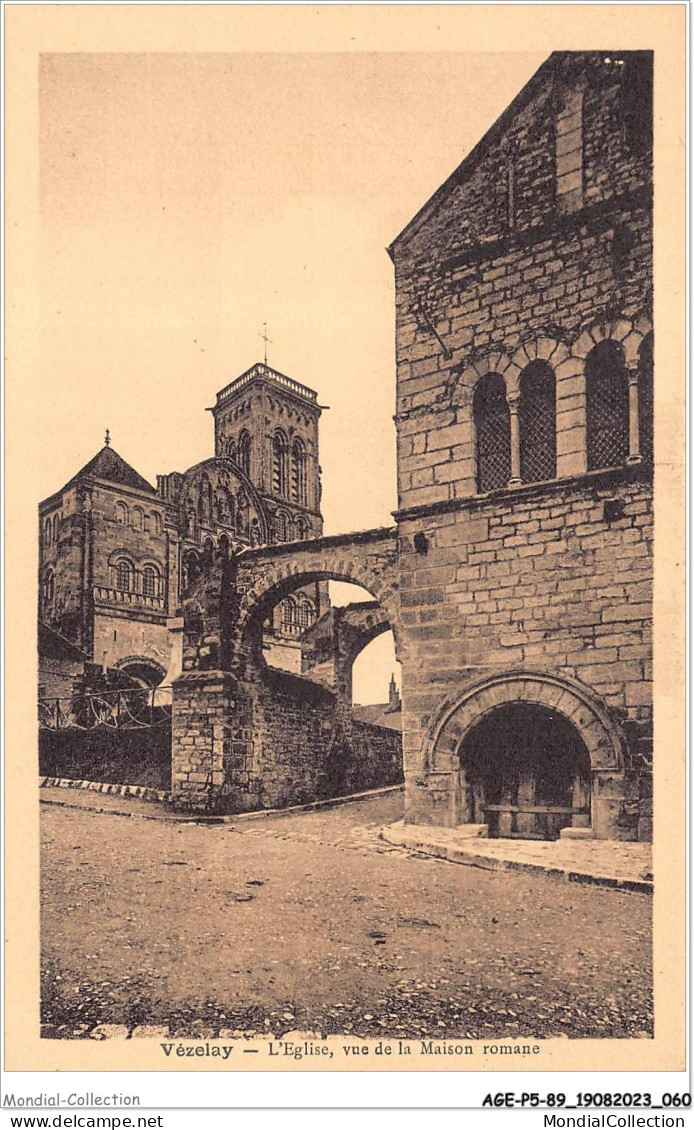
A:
586;341;630;471
275;512;288;542
142;566;158;597
298;600;315;629
519;361;556;483
116;561;133;591
638;335;654;465
282;598;298;631
474;373;512;492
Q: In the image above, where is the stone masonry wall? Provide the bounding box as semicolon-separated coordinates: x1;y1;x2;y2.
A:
397;468;652;839
171;665;403;813
392;54;652;512
389;52;653;840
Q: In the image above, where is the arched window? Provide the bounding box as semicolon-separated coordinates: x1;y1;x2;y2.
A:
116;559;134;592
238;430;251;477
518;361;557;483
275;511;288;543
132;507;144;531
237;492;249;535
291;437;308;505
142;564;159;597
638;334;654;465
183;550;200;588
298;599;315;630
272;430;289;497
586;340;630;471
42;568;55;605
219;534;230;561
115;501;128;526
203;537;215;565
43;518;52;546
282;597;298;632
225;436;236;462
153;512;162;535
473;373;511;492
295;516;308;541
52;514;60;543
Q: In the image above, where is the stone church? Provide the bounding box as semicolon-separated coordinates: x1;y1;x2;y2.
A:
38;362;329;693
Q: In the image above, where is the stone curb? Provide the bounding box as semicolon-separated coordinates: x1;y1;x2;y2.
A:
379;825;653;894
39;776;170;803
39;779;404;825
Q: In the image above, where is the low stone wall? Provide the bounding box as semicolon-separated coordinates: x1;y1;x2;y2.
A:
170;666;403;813
39;724;172;792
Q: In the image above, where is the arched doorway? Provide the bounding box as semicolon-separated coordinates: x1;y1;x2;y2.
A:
459;703;591;840
420;671;627;839
113;657;167;689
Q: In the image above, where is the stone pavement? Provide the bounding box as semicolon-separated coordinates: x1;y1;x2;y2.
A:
381;822;653;892
39;784;652;891
41;792;653;1040
38;781;404;826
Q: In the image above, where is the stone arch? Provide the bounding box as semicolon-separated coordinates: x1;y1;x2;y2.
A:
453;351;515;406
425;669;625;776
236;553;402;663
509;336;569;394
572;315;651;368
112;655;167;688
178;457;268;544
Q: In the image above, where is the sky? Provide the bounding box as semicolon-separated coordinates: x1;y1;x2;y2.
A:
37;49;546;701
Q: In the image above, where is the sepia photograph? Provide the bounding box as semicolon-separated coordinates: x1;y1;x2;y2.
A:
4;2;686;1087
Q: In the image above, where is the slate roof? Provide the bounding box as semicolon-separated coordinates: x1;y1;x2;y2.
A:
63;445;156;495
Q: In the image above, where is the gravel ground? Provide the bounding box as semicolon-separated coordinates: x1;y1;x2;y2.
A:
40;793;653;1040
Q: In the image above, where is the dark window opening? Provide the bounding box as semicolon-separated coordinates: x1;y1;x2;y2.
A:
638;334;654;465
586;340;630;471
519;361;557;483
473;373;511;492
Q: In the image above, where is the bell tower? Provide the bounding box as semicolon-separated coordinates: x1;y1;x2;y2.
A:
210;362;323;543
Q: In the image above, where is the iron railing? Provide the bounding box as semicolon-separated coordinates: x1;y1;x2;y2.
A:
38;687;173;731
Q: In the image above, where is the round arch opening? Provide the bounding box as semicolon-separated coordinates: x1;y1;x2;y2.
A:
240;569;401;704
458;702;591;840
113;658;167;689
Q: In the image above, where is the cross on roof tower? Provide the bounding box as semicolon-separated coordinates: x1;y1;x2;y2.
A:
259;322;272;366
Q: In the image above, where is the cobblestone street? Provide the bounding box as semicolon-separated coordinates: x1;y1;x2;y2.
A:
41;792;652;1041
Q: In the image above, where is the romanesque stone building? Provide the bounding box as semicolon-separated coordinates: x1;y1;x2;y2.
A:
389;50;653;841
38;362;328;691
41;51;654;842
